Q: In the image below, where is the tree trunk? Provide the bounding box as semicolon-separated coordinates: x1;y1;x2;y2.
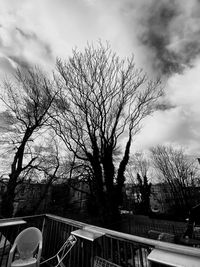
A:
95;191;121;227
28;183;52;214
1;174;18;218
116;134;131;205
1;129;34;218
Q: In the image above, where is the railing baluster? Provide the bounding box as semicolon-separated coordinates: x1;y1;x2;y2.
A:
130;243;136;267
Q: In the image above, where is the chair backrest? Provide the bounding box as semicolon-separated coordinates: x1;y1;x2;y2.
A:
93;256;121;267
14;227;42;259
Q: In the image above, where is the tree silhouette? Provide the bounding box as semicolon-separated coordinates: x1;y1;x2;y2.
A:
136;173;152;215
151;145;199;216
52;43;162;225
0;68;56;217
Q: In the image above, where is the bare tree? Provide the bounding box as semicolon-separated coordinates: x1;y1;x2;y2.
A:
128;153;150;179
0;68;56;217
53;43;162;225
150;145;199;216
127;153;152;214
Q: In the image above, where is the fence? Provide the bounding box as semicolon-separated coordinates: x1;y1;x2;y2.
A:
119;215;186;237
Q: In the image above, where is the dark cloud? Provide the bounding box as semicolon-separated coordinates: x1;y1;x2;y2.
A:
0;111;16;132
137;0;200;76
9;55;30;69
0;57;16;74
155;102;176;111
15;27;53;60
177;39;200;68
16;27;37;40
0;23;54;72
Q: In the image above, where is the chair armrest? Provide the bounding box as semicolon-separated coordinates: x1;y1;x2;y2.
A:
7;243;17;267
36;241;42;267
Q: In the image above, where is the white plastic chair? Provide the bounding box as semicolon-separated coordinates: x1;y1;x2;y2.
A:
7;227;42;267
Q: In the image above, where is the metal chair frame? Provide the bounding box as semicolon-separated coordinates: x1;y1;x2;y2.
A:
93;256;121;267
40;234;77;267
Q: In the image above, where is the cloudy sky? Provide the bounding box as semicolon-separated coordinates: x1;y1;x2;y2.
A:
0;0;200;156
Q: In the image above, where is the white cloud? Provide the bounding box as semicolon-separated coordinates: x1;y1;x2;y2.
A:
0;0;138;75
133;60;200;155
0;0;200;157
167;59;200;112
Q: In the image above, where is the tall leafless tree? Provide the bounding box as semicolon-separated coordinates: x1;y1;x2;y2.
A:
150;145;199;215
0;68;56;217
53;43;162;225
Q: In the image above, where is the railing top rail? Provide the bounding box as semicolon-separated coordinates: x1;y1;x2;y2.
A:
1;214;200;259
45;214;86;228
45;214;200;259
0;214;45;223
